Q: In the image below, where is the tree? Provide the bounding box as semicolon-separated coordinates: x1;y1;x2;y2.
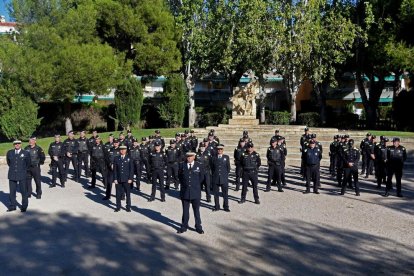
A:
114;76;144;130
158;74;187;127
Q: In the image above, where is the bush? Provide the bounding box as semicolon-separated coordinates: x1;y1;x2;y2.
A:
158;74;188;127
297;112;321;127
115;76;144;129
265;111;290;125
70;105;107;131
379;105;392;120
196;111;230;127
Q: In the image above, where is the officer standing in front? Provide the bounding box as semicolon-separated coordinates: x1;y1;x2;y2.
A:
113;145;134;212
239;142;261;204
196;142;212;202
384;137;407;197
103;139;121;200
303;140;322;194
210;144;231;212
48;134;66;188
360;133;371;175
340;139;361;196
63;130;79;182
266;137;284;192
7;140;31;212
24;136;46;199
374;136;388;189
178;152;205;234
148;141;167;202
329;135;340;177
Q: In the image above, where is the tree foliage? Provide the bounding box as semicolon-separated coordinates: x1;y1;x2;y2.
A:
114;77;144;129
158;74;187;127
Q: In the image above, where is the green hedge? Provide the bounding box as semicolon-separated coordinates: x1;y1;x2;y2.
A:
297;112;321;127
196;112;230;127
265;111;290;125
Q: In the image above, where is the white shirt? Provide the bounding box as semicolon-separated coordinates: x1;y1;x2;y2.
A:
187;161;194;169
15;149;21;155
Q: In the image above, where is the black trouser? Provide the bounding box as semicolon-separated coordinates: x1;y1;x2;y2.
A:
9;180;28;210
202;171;211;199
235;162;242;189
51;158;65;186
300;158;305;175
241;169;259;201
337;165;344;186
77;152;90;177
27;165;42;197
386;163;403;195
281;162;286;186
90;158;107;188
151;168;165;200
213;183;228;209
329;154;337;175
132;161;141;190
361;153;367;173
105;166;114;198
376;161;387;188
267;164;282;191
342;166;359;194
305;164;320;192
142;158;151;181
65;154;79;181
365;155;374;177
166;162;179;189
116;182;131;209
181;198;202;231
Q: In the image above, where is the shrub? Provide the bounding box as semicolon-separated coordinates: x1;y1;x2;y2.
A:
297;112;321;127
265;111;290;125
196;111;230;127
115;76;144;129
379;105;392;120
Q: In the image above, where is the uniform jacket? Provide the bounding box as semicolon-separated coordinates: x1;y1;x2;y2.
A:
113;155;134;183
24;145;46;166
48;142;65;158
7;149;31;181
179;161;205;200
210;154;231;185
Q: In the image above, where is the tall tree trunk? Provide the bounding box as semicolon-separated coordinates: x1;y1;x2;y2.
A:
64;99;73;134
186;74;196;128
316;80;329;125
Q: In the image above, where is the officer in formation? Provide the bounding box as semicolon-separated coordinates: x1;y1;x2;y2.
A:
129;138;142;191
234;138;245;191
374;136;389;189
302;140;322;194
148;141;167;202
239;142;261;204
89;136;107;190
165;139;181;190
188;130;198;152
266;136;285;192
340;139;361;196
77;130;90;178
329;135;341;177
336;134;350;186
63;130;79;182
113;145;134;212
385;137;407;197
48;134;65;188
24;136;46;199
178;152;205;234
103;138;120;200
7;140;31;212
360;133;371;175
360;133;376;178
140;137;151;181
299;127;310;176
210;144;231;212
154;129;165;150
196;142;212;202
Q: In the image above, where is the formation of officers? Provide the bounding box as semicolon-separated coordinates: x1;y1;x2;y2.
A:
6;127;408;233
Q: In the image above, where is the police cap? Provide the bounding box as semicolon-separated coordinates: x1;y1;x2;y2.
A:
170;139;176;144
393;137;400;142
246;142;254;148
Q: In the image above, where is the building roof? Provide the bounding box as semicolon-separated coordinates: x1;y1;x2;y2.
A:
0;22;16;27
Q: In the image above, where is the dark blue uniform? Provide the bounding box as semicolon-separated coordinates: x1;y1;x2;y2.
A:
104;146;120;199
129;145;142;190
77;137;90;178
303;146;322;193
341;147;361;195
48;141;65;187
196;150;212;201
266;145;285;192
63;138;79;182
90;142;107;189
374;142;388;189
240;151;261;203
178;161;205;233
233;146;245;191
113;154;134;211
7;148;31;211
386;145;407;196
24;145;46;198
210;154;231;210
149;151;167;201
165;146;181;189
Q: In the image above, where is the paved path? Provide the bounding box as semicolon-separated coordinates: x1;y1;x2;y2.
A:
0;164;413;275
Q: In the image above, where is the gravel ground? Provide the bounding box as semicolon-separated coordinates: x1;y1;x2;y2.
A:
0;164;413;275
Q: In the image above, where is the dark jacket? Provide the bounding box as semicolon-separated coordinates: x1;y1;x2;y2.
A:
210;154;231;185
113;155;134;183
7;149;31;181
24;145;46;166
179;161;205;200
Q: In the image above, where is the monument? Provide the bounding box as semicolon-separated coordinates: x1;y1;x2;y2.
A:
229;73;260;125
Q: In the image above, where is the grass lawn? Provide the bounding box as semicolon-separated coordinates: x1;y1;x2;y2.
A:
368;130;414;138
0;128;185;156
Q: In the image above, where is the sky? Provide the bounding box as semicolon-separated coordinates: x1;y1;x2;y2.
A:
0;0;11;21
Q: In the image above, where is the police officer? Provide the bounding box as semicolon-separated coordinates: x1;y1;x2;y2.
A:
189;130;198;152
234;138;246;191
103;139;121;200
7;140;31;212
105;134;114;150
148;141;167;202
300;128;310;176
63;130;79;182
196;142;212;202
364;135;376;178
177;152;205;234
360;133;372;175
206;134;218;156
48;134;65;188
266;137;285;192
88;130;99;149
385;137;407;197
341;139;361;196
154;129;165;150
24;136;45;199
113;145;134;212
140;137;151;181
165;140;181;190
210;144;231;212
239;142;261;204
329;135;340;177
336;135;349;186
89;136;107;190
279;136;288;187
125;130;134;146
77;130;90;178
303;140;322;194
118;132;128;148
129;138;142;191
374;136;388;189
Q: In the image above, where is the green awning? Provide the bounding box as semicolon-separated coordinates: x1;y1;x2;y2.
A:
354;98;393;103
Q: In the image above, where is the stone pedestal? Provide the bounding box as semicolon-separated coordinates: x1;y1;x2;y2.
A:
228;115;259;126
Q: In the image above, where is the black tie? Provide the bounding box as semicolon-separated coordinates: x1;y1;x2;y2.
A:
189;164;192;170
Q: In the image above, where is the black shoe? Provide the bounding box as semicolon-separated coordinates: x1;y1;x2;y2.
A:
356;193;360;196
384;192;389;197
340;191;345;195
265;188;270;192
254;200;260;205
114;208;120;212
196;229;204;234
207;197;211;203
177;229;187;234
235;188;240;191
102;196;110;200
28;195;31;198
20;208;27;212
62;183;65;188
161;198;166;202
348;186;354;189
303;190;311;194
224;208;230;212
36;195;41;199
165;186;170;190
121;196;125;201
49;184;56;188
238;199;245;204
278;189;284;193
126;208;131;212
148;198;154;202
7;208;16;212
314;191;320;194
376;185;381;189
397;193;403;198
212;207;220;212
364;176;368;179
